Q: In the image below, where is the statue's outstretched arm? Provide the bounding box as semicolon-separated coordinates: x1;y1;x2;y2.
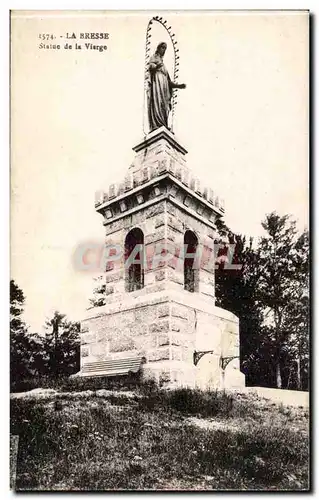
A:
170;81;186;90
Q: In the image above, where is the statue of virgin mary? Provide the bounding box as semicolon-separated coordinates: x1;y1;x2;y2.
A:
146;42;186;132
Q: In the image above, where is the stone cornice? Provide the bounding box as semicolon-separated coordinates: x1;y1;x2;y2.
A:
97;172;223;218
100;194;217;233
132;127;188;156
82;288;239;323
95;126;225;226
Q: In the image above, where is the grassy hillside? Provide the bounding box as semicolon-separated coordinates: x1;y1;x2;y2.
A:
10;384;309;491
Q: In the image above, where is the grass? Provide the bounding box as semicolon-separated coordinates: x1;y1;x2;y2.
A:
10;373;144;394
10;385;309;491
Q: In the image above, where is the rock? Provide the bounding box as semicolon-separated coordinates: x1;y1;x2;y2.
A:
96;389;111;397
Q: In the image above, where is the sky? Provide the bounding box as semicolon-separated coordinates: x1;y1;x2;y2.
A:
10;10;309;332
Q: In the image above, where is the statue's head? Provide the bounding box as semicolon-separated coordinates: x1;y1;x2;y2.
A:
156;42;167;57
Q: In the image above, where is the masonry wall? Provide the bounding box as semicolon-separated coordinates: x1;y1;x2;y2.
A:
81;183;244;388
101;196;217;303
80;290;244;389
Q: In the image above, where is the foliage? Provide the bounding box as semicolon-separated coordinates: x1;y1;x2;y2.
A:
10;280;35;383
215;213;309;390
257;213;309;388
41;311;80;378
10;281;80;388
89;275;106;307
214;234;264;386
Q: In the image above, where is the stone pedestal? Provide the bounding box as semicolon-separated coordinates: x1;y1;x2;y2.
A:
80;288;244;389
78;127;245;390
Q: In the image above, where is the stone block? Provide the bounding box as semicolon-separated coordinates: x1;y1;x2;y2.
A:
195;179;202;195
147;348;170;362
134;306;158;324
120;201;127;212
169;158;176;174
136;193;144;204
190;177;196;191
182;169;190;187
155;216;165;228
199;268;215;283
167;215;184;233
118;182;125;196
184;196;191;207
96;330;106;342
133;172;141;188
171;304;189;320
171;332;183;346
91;343;107;358
149;163;158;179
144;202;165;219
170;185;179;197
158;158;168;174
168;269;184;286
144;271;156;286
208;189;214;204
108;184;116;199
104;219;124;235
134;334;157;351
167;228;183;245
171;347;182;361
128;322;149;337
109;335;135;353
145;228;165;245
167;204;177;217
197;204;204;216
123;215;133;229
81;333;96;345
157;303;170;317
157;333;170;346
209;212;216;224
105;271;123;284
142;167;149;183
124;174;133;191
149;319;170;334
199;283;214;298
175;167;182;180
171;317;190;334
152;184;161;197
81;346;89;357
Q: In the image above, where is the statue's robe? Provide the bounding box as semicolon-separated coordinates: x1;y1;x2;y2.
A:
147;54;172;131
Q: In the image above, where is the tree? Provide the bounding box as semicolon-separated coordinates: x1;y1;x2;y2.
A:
10;280;34;383
43;311;80;378
257;213;309;389
215;233;264;385
277;229;309;390
215;214;309;390
89;275;106;307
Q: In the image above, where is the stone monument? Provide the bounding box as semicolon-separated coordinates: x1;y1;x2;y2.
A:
76;17;245;389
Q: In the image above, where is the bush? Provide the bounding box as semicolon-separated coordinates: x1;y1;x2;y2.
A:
136;387;244;419
167;388;234;417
